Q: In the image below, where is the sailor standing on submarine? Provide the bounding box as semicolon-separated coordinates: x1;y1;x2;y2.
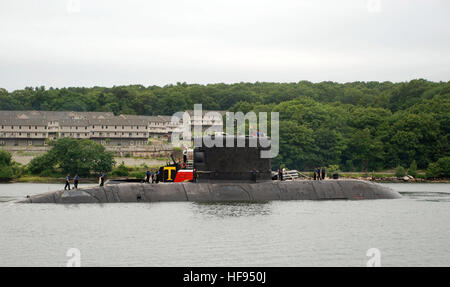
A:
99;172;105;187
64;174;71;190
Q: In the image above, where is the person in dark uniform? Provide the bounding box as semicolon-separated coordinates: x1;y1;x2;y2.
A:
73;174;79;189
99;172;105;187
332;170;339;179
151;170;155;183
313;168;317;180
64;174;71;190
321;167;326;180
155;170;160;183
316;167;321;180
251;168;257;182
145;170;151;183
183;152;187;165
278;167;283;181
192;168;198;183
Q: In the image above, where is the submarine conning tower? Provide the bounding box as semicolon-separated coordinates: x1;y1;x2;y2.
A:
193;135;272;182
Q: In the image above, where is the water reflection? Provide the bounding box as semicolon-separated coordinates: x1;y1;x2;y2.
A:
400;191;450;202
193;201;272;217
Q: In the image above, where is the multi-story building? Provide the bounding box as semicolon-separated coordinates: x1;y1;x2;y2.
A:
0;110;227;146
0;118;48;146
183;110;226;134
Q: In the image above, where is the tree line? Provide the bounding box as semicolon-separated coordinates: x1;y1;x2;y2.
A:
0;79;449;172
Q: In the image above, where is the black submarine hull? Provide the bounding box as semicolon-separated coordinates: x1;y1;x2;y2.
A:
19;180;401;204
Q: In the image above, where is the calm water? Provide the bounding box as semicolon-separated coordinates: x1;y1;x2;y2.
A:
0;182;449;266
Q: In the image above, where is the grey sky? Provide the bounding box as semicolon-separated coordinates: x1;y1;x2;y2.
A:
0;0;449;91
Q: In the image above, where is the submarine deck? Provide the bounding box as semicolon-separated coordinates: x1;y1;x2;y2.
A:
19;179;401;203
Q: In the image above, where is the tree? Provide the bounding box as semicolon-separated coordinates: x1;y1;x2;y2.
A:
0;150;18;182
426;157;450;178
0;166;14;182
1;80;448;172
395;166;406;178
408;160;418;177
0;150;12;166
344;128;384;171
112;162;129;177
437;157;450;178
27;138;115;176
426;162;441;179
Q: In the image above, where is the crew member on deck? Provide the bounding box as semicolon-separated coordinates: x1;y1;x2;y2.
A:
321;167;326;180
333;170;339;179
193;168;198;183
64;174;71;190
99;172;105;187
73;174;79;189
146;170;151;183
278;167;283;181
155;170;160;183
183;151;187;164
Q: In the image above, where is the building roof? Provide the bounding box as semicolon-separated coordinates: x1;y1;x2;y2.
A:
185;110;227;117
0;110;201;127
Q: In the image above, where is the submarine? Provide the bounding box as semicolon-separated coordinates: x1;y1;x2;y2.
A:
19;136;401;203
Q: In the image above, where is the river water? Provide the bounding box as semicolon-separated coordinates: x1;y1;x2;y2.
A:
0;182;449;266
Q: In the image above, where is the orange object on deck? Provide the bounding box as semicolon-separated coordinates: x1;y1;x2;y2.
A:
174;170;193;182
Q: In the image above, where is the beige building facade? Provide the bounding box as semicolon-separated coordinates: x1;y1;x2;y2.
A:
0;110;226;147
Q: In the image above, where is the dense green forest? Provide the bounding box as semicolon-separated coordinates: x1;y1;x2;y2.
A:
1;79;449;172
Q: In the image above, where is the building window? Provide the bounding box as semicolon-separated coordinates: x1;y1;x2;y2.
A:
35;126;37;129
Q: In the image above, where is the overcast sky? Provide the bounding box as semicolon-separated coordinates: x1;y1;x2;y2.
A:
0;0;449;91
